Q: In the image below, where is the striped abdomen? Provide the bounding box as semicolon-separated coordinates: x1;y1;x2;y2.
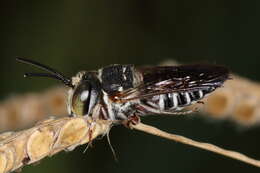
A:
142;88;215;112
160;89;214;110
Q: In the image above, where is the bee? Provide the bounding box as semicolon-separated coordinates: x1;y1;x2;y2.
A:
16;58;229;126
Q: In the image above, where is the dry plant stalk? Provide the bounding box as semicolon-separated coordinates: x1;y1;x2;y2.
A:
202;75;260;126
0;87;67;132
0;117;111;173
131;122;260;167
0;117;259;172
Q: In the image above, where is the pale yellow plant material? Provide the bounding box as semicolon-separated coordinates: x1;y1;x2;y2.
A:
0;87;67;132
131;122;260;167
0;116;259;172
0;117;112;173
202;75;260;126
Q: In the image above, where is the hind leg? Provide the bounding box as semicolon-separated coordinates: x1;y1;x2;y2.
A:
122;114;141;129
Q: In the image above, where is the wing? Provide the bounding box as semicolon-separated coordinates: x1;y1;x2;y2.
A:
111;64;230;102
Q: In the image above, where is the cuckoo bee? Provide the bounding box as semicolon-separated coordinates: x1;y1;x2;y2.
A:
16;58;229;125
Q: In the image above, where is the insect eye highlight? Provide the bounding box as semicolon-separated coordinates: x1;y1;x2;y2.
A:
80;90;90;102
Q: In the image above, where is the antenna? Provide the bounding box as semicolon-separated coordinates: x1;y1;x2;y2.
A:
16;57;73;87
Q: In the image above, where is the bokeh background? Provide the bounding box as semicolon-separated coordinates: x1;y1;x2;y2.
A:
1;1;260;173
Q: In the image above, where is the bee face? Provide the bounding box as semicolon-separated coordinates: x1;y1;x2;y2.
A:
68;71;102;117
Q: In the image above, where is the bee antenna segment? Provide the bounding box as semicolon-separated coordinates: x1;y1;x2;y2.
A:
16;57;73;88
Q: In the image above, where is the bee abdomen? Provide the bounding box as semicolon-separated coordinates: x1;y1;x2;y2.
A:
159;93;188;110
140;88;216;114
159;89;211;110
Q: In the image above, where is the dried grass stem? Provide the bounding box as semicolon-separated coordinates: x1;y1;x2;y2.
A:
0;117;111;173
131;122;260;168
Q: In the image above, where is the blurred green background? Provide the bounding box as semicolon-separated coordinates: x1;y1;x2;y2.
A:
1;1;260;173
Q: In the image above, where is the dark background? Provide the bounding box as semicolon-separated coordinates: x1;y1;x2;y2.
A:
1;1;260;173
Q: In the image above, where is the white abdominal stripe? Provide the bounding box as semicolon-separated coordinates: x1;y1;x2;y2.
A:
142;88;215;111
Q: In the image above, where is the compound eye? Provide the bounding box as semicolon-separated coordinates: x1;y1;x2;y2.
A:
72;82;92;116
